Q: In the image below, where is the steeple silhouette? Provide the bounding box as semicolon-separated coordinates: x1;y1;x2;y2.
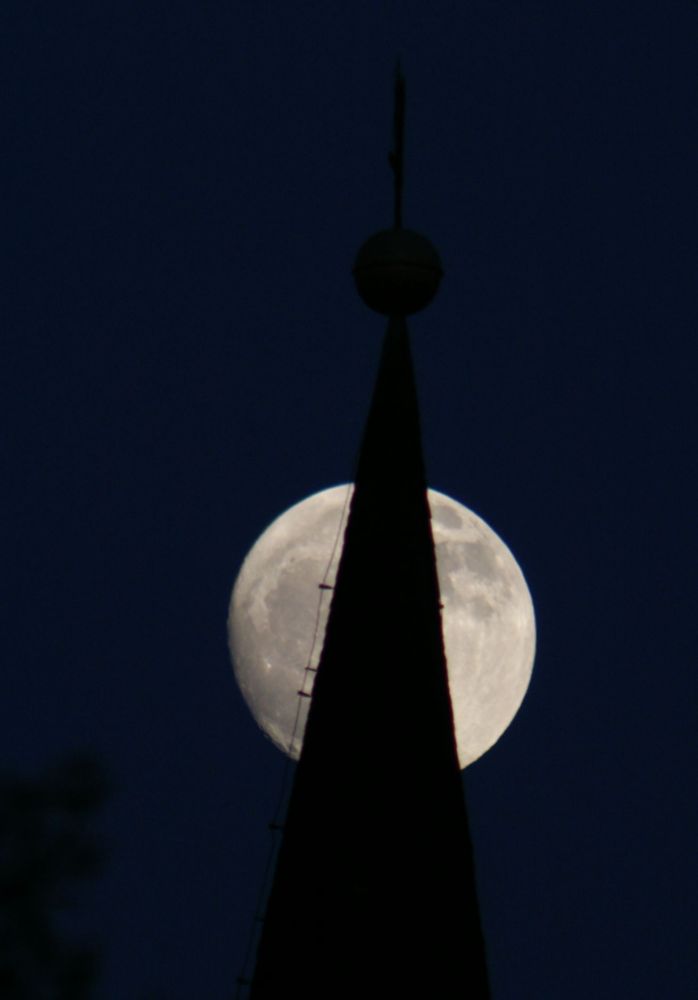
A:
249;67;490;1000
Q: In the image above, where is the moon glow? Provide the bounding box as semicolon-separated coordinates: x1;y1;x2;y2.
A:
228;485;535;768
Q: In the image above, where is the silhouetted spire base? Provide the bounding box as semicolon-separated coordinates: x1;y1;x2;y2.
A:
250;318;490;999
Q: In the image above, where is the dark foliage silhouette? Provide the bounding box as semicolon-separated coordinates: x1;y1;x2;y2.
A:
0;754;108;999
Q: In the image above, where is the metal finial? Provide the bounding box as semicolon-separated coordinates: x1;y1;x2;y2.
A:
388;59;405;228
353;61;443;316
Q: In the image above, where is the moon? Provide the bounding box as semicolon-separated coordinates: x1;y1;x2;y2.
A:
228;485;535;768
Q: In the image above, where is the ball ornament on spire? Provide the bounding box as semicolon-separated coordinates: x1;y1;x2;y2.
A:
353;227;443;316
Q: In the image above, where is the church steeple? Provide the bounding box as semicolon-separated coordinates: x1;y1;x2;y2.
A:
248;68;490;1000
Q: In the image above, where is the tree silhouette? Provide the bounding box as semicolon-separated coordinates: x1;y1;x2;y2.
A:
0;754;108;999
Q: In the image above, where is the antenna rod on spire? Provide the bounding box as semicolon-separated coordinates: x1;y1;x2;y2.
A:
389;60;406;228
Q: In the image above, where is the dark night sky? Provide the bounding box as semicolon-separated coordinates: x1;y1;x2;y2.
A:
2;3;697;997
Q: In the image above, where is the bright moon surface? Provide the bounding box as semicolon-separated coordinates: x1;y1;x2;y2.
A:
228;485;536;768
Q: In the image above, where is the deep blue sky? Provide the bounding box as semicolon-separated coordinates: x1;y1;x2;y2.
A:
2;3;697;997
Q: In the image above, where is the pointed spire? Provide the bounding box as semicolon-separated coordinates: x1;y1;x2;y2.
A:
248;68;489;1000
249;318;490;999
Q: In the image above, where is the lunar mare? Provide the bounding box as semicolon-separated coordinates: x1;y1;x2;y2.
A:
228;485;535;768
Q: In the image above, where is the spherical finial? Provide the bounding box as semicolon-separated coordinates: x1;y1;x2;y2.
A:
353;228;443;316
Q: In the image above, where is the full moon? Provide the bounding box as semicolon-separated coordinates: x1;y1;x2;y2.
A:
228;485;535;768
